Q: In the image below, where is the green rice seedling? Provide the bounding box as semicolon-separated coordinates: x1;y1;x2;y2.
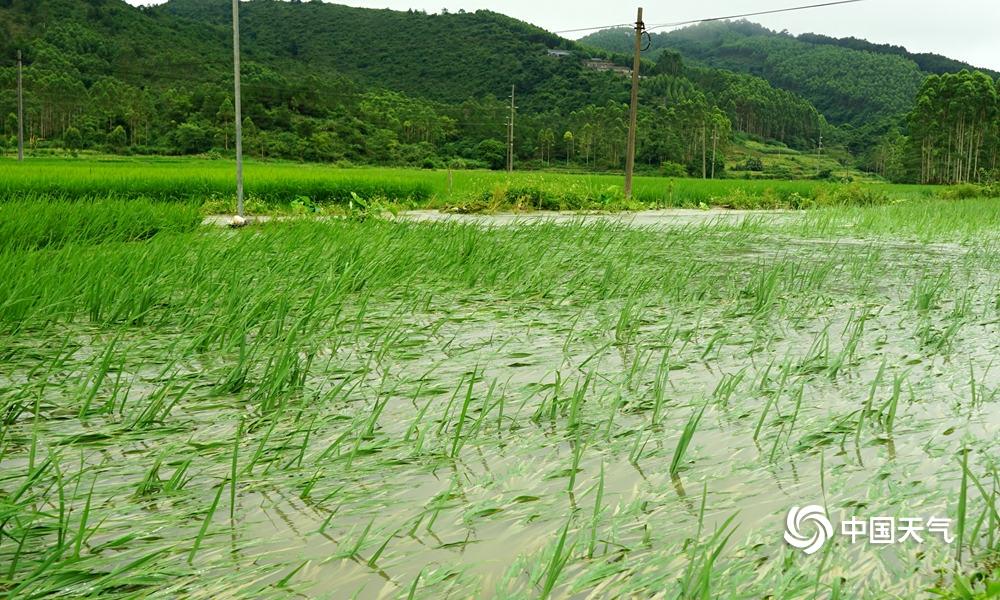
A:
567;372;591;431
344;518;375;560
670;400;709;477
567;429;585;493
614;292;644;348
701;328;730;361
135;456;165;497
587;462;605;559
957;448;969;564
366;529;398;568
128;379;194;430
769;423;787;462
466;378;500;440
909;270;951;313
230;418;242;521
651;354;671;425
77;335;122;418
711;368;747;407
880;370;905;434
70;475;99;559
854;358;886;449
753;360;791;442
450;369;477;458
679;512;739;599
784;383;805;444
188;481;226;565
165;458;193;493
828;308;869;378
276;560;310;589
743;263;783;316
797;327;831;375
629;429;651;465
539;520;574;600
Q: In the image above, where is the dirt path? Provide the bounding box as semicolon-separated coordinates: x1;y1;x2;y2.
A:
204;208;798;228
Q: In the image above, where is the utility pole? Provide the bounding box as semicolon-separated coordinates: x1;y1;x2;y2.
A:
17;50;24;162
623;8;644;200
232;0;245;220
507;84;515;173
818;133;823;156
711;129;718;179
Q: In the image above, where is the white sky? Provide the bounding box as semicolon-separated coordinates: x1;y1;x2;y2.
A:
125;0;1000;71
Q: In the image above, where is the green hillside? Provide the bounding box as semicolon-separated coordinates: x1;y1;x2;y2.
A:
0;0;835;173
581;20;997;128
0;0;227;84
157;0;587;111
1;1;996;184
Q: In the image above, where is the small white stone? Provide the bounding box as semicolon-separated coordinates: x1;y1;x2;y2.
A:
230;215;248;228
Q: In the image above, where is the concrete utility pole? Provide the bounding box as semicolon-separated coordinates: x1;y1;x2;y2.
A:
507;84;515;173
624;8;644;199
232;0;245;220
711;129;718;179
17;50;24;162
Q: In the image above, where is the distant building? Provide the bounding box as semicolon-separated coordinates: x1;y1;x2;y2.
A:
547;49;572;58
583;59;631;76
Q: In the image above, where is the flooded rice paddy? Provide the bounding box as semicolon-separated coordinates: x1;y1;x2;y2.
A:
1;210;998;598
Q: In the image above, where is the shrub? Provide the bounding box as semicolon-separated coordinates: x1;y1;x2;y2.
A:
107;126;128;152
660;161;687;177
476;139;507;170
829;185;891;206
172;122;213;155
736;157;764;172
941;184;989;200
64;127;84;150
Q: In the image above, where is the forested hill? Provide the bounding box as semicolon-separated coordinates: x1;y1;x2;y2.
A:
155;0;584;108
2;0;994;183
0;0;835;169
580;21;997;127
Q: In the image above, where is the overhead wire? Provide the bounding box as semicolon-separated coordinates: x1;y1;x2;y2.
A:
646;0;866;32
553;0;865;35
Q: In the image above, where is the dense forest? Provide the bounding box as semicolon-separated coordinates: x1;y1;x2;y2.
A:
583;20;1000;183
868;75;999;185
0;0;997;184
0;0;828;176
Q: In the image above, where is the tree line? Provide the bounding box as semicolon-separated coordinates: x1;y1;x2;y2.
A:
0;43;824;178
867;71;999;184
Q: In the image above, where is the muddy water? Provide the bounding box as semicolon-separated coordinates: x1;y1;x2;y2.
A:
3;227;998;598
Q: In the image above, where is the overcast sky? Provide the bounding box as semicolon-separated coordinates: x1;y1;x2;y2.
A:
125;0;1000;71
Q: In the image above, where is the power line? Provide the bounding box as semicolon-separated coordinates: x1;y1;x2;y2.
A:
552;0;864;36
553;22;634;35
646;0;866;32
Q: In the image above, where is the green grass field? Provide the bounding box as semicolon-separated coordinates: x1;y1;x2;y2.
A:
0;156;945;212
0;160;997;598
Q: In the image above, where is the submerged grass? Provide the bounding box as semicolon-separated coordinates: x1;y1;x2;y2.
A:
0;195;996;598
